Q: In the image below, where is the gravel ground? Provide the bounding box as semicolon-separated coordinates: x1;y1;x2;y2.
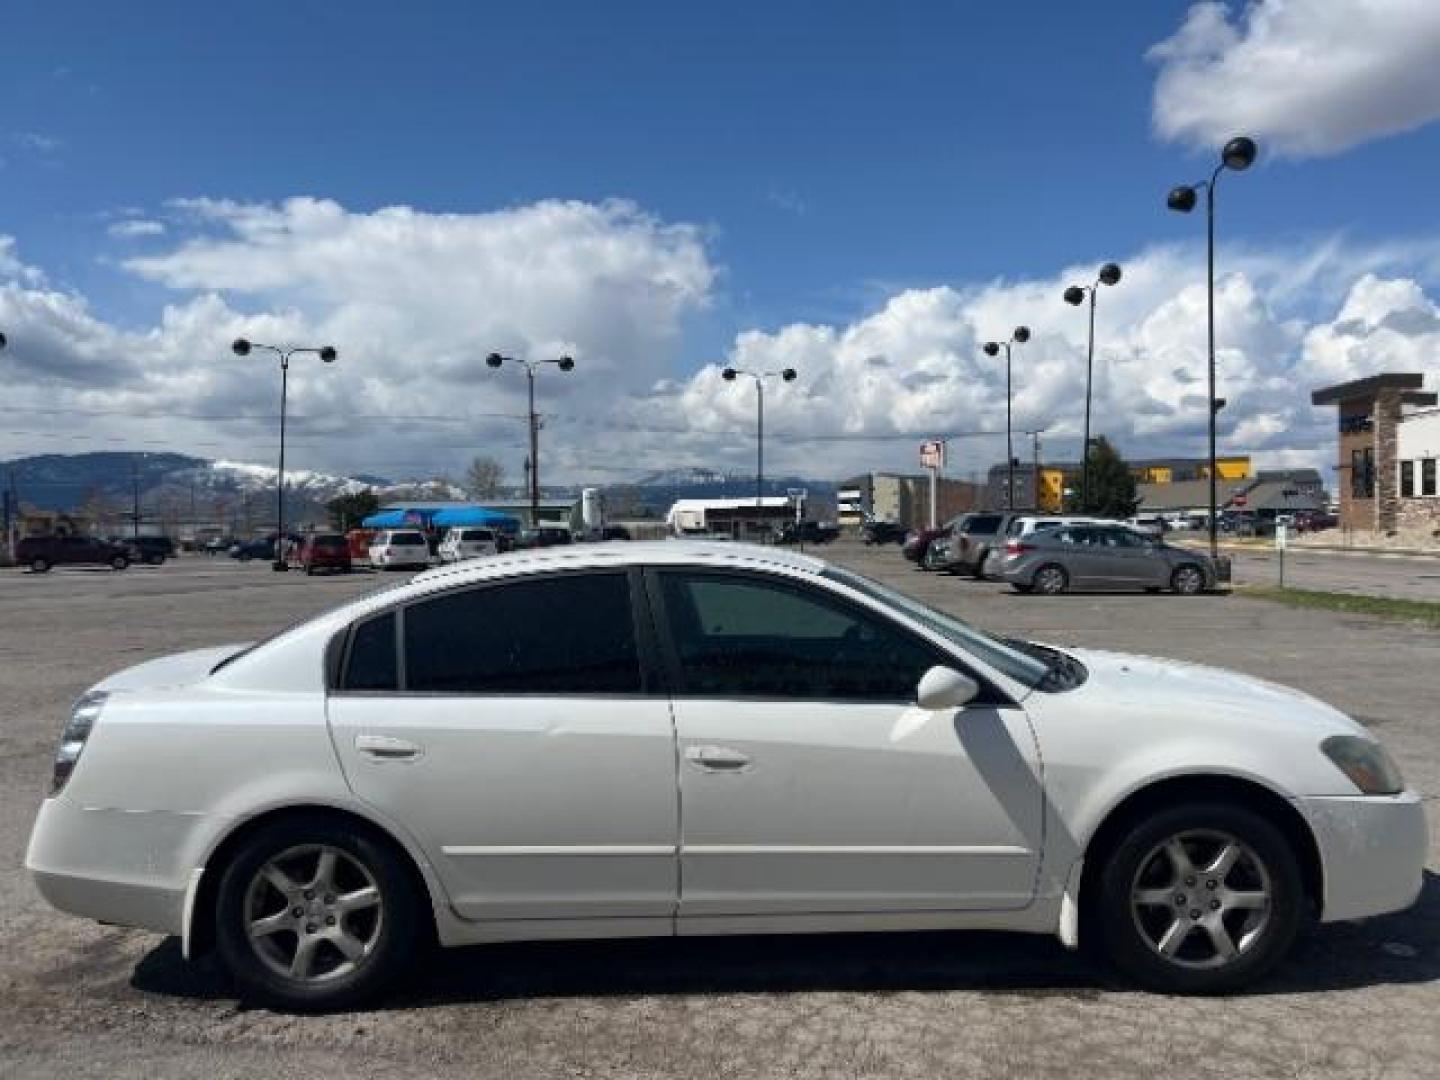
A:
0;548;1436;1080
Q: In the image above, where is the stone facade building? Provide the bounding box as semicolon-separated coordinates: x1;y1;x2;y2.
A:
1311;373;1440;534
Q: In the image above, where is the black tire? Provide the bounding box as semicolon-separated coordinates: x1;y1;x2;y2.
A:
1171;565;1205;595
1095;801;1304;994
1010;582;1032;594
110;555;129;571
921;546;939;571
305;566;315;576
971;548;989;579
215;816;424;1012
146;554;165;565
1032;563;1068;595
30;557;50;573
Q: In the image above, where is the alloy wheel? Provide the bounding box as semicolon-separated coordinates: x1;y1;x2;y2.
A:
1173;566;1204;595
1034;566;1067;594
1129;830;1272;970
243;844;384;982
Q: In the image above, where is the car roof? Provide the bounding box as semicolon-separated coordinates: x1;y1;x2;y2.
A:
411;540;825;587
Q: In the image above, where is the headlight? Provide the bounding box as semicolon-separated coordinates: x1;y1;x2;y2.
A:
1321;735;1404;795
52;691;107;795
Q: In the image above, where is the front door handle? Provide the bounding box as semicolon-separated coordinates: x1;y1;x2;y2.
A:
685;745;751;771
355;734;424;761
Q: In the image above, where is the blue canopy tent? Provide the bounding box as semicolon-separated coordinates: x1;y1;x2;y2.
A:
431;507;522;535
360;506;521;535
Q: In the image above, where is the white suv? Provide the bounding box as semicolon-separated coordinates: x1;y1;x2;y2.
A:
438;527;499;563
368;529;431;570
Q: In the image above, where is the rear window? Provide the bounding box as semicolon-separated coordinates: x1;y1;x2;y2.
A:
312;535;347;549
391;531;425;545
966;515;1002;535
460;529;495;542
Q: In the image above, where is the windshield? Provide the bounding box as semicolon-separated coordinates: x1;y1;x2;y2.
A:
821;565;1049;689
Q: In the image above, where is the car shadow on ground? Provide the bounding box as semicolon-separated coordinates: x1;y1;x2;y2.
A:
131;871;1440;1008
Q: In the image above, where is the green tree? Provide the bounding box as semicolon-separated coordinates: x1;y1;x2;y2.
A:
1066;436;1139;517
464;455;505;499
326;488;380;531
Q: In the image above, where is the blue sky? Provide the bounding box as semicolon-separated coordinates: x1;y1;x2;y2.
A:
4;0;1440;481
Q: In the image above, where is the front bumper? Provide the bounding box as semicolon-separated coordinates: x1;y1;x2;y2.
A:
25;796;206;935
1297;790;1428;923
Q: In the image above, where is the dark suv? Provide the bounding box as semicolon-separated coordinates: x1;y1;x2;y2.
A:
115;535;175;565
17;535;131;573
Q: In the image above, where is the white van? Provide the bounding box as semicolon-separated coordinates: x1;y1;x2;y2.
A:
438;527;499;563
368;529;432;570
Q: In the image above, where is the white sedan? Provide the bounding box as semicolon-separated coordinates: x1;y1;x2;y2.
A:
26;542;1425;1010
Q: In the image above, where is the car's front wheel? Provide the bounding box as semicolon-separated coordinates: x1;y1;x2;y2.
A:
1096;802;1304;994
29;557;50;573
215;817;424;1011
110;555;129;570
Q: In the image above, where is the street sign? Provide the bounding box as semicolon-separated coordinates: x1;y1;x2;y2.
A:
920;440;944;469
1275;522;1288;550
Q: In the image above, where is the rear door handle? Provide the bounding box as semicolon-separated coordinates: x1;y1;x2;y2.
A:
684;745;751;771
355;734;424;761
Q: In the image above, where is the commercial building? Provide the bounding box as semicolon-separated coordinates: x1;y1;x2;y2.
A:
984;455;1254;512
1133;469;1326;520
838;472;981;529
1312;373;1440;533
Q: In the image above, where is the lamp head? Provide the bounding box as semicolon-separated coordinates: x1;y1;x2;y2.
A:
557;355;575;372
231;338;252;356
319;346;337;364
1063;286;1085;306
1012;325;1030;343
721;367;737;381
1167;185;1198;213
1222;136;1257;171
982;342;1000;357
781;368;797;382
1099;262;1122;287
485;352;505;369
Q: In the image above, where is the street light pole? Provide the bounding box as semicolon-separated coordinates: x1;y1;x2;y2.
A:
1168;135;1258;561
230;339;338;570
1063;263;1122;510
722;365;798;511
982;326;1030;510
487;352;575;526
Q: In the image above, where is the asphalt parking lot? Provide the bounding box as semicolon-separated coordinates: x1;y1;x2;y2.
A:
1;546;1436;1080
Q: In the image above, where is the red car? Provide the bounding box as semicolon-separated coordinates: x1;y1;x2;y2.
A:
901;525;952;567
296;533;353;575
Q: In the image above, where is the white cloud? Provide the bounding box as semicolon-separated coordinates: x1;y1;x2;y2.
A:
5;197;1440;487
107;218;167;239
1150;0;1440;157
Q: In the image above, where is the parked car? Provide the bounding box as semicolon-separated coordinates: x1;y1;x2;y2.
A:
776;520;839;545
116;535;176;565
600;524;632;541
438;527;500;563
17;534;131;573
978;515;1110;578
1000;523;1227;595
296;533;353;575
1295;510;1337;534
902;520;960;567
933;512;1013;577
369;529;432;570
203;536;235;556
861;519;906;545
25;541;1423;1009
231;537;278;562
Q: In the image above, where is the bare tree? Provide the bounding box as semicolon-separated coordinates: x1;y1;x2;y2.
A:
464;456;505;499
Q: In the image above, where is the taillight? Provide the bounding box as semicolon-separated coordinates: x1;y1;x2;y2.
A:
52;691;107;794
1005;540;1032;556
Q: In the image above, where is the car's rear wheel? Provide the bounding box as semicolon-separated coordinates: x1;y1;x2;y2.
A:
922;546;940;571
215;818;423;1011
971;549;989;579
1171;565;1205;595
110;555;129;571
1032;564;1068;595
1096;803;1303;994
29;557;50;573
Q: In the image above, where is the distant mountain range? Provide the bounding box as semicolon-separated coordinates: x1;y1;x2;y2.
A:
0;452;836;523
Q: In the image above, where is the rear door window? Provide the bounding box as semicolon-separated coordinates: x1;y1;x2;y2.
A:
343;612;399;691
966;515;1002;535
403;572;642;694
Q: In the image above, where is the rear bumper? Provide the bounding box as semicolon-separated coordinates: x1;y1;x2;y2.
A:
1297;790;1428;923
25;796;205;935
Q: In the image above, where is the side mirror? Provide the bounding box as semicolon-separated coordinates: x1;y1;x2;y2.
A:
916;665;980;711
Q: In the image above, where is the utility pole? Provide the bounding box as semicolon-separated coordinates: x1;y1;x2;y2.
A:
1032;431;1041;511
132;459;141;539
